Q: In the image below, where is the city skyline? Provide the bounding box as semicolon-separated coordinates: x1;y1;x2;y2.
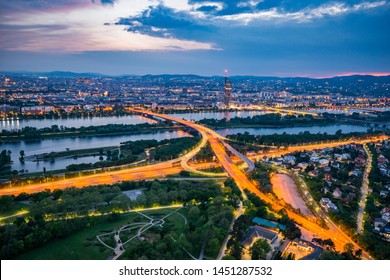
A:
0;0;389;77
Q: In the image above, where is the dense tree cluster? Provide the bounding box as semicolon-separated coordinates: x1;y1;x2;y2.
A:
250;162;273;193
66;155;138;172
227;130;378;147
199;114;334;127
0;150;12;168
1;121;175;139
225;215;252;260
1;179;234;259
120;139;159;155
0;214;100;259
250;239;271;260
279;215;302;241
194;142;215;162
153;137;200;161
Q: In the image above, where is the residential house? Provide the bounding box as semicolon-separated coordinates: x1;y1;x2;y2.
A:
324;174;333;181
382;212;390;223
321;187;330;195
381;208;390;215
332;188;343;199
291;239;314;252
374;218;387;228
297;162;308;170
320;198;331;206
380;190;389;198
318;159;330;167
325;202;338;212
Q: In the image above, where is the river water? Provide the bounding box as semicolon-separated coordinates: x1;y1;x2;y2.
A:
1;130;191;173
166;110;267;121
1;111;267;131
0;115;156;131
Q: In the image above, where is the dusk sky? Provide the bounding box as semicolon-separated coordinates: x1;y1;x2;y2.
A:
0;0;389;77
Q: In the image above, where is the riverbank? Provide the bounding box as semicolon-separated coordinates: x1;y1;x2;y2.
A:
0;125;186;142
24;146;117;161
203;120;349;129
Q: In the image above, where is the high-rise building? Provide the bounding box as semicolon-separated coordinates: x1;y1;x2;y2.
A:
224;76;232;107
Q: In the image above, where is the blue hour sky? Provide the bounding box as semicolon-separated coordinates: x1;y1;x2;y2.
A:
0;0;389;77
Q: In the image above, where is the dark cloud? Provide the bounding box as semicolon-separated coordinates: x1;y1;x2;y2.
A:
189;0;374;15
189;0;253;15
116;5;213;39
100;0;117;5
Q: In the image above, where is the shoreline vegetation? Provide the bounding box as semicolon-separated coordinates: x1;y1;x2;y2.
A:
197;112;383;129
0;122;186;142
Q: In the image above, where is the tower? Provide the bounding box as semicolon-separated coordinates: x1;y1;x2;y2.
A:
224;70;232;107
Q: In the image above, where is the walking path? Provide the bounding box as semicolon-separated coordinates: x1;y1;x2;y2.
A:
96;207;189;260
357;144;372;234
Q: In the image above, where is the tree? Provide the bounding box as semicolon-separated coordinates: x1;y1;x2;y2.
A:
320;250;345;260
0;196;14;211
0;150;12;168
188;206;200;223
343;243;354;256
19;150;25;161
179;170;191;177
250;239;271;260
108;212;120;222
222;255;236;260
354;249;363;259
283;219;302;240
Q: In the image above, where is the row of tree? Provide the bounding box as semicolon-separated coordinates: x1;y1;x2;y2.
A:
227;130;379;146
198;113;335;127
0;150;12;168
1;121;175;139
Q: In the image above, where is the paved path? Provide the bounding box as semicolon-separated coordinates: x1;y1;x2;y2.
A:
357;144;372;234
217;201;244;260
0;210;29;221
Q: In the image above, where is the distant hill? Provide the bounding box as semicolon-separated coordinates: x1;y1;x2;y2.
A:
1;71;389;81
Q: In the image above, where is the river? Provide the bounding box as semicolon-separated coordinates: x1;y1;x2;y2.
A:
166;110;267;122
1;111;269;131
1;130;191;173
0;114;156;131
